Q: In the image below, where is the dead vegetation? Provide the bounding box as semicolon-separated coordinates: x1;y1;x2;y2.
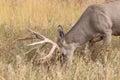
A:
0;0;120;80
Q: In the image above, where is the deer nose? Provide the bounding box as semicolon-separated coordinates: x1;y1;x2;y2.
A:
62;52;67;57
60;52;65;58
61;52;65;56
60;52;67;62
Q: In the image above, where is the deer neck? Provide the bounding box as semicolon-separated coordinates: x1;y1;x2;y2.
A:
65;20;93;46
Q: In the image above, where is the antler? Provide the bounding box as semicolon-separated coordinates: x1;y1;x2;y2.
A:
18;28;59;62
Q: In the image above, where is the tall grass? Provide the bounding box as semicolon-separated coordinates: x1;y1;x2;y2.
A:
0;0;105;29
0;0;120;80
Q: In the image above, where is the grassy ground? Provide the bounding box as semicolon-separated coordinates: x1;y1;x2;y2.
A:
0;0;120;80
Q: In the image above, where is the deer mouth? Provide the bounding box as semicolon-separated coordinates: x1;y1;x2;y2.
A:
60;53;68;63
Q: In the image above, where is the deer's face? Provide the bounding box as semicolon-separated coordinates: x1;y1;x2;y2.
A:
57;25;77;63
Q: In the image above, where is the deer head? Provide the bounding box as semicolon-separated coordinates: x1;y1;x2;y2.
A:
57;25;79;64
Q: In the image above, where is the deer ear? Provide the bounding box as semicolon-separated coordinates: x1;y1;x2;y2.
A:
57;25;65;41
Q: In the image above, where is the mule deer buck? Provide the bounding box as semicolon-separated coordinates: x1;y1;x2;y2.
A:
21;1;120;64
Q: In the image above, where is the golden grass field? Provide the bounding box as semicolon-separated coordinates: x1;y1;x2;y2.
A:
0;0;120;80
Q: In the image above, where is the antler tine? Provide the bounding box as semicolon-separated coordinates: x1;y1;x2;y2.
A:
16;28;41;41
26;28;46;40
17;37;36;41
40;44;57;61
26;28;59;47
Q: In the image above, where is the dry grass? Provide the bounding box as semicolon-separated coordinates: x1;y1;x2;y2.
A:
0;0;120;80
